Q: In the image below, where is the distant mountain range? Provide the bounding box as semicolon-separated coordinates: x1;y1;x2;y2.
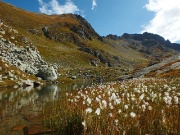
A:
104;32;179;61
0;1;179;87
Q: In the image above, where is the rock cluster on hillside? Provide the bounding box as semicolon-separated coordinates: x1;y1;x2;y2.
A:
0;20;58;81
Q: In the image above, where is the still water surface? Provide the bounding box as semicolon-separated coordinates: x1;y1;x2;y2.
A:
0;82;92;108
0;81;93;134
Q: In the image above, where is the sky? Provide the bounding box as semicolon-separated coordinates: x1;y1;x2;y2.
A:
1;0;180;43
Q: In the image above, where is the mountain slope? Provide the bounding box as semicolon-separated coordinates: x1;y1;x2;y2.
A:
0;1;144;69
0;2;149;74
0;1;179;85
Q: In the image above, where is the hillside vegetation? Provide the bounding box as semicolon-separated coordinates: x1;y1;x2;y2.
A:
0;2;147;68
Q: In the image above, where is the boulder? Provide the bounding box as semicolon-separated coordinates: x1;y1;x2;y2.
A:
36;65;58;81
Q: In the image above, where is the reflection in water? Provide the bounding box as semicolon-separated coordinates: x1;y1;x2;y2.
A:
0;83;91;134
0;81;92;113
0;81;93;134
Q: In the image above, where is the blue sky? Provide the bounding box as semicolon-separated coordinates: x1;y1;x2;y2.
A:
2;0;180;43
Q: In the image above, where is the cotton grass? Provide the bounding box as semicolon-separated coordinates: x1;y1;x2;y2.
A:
43;77;180;135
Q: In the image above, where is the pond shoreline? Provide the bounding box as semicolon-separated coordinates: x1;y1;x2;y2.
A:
0;80;96;135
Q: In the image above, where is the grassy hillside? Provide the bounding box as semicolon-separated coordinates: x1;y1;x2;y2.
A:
0;2;148;69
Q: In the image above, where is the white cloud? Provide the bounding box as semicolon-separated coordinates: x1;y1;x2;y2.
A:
38;0;80;15
92;0;97;10
142;0;180;43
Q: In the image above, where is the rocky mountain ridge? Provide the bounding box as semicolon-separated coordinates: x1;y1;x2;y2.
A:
105;32;180;51
104;32;179;63
122;32;180;51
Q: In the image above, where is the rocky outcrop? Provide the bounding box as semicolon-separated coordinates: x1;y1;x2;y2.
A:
42;26;84;47
41;14;102;47
79;47;112;67
70;25;92;40
0;38;46;74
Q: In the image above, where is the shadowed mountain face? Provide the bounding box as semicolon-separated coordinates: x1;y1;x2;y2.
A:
0;1;179;84
122;32;180;51
104;32;179;64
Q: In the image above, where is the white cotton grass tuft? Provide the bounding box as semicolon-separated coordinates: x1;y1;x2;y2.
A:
109;113;113;117
130;112;136;118
82;120;86;126
114;119;119;125
85;108;92;114
95;108;101;115
174;96;179;104
101;100;107;109
124;105;128;110
118;109;122;114
87;97;92;105
139;93;145;101
148;106;152;111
